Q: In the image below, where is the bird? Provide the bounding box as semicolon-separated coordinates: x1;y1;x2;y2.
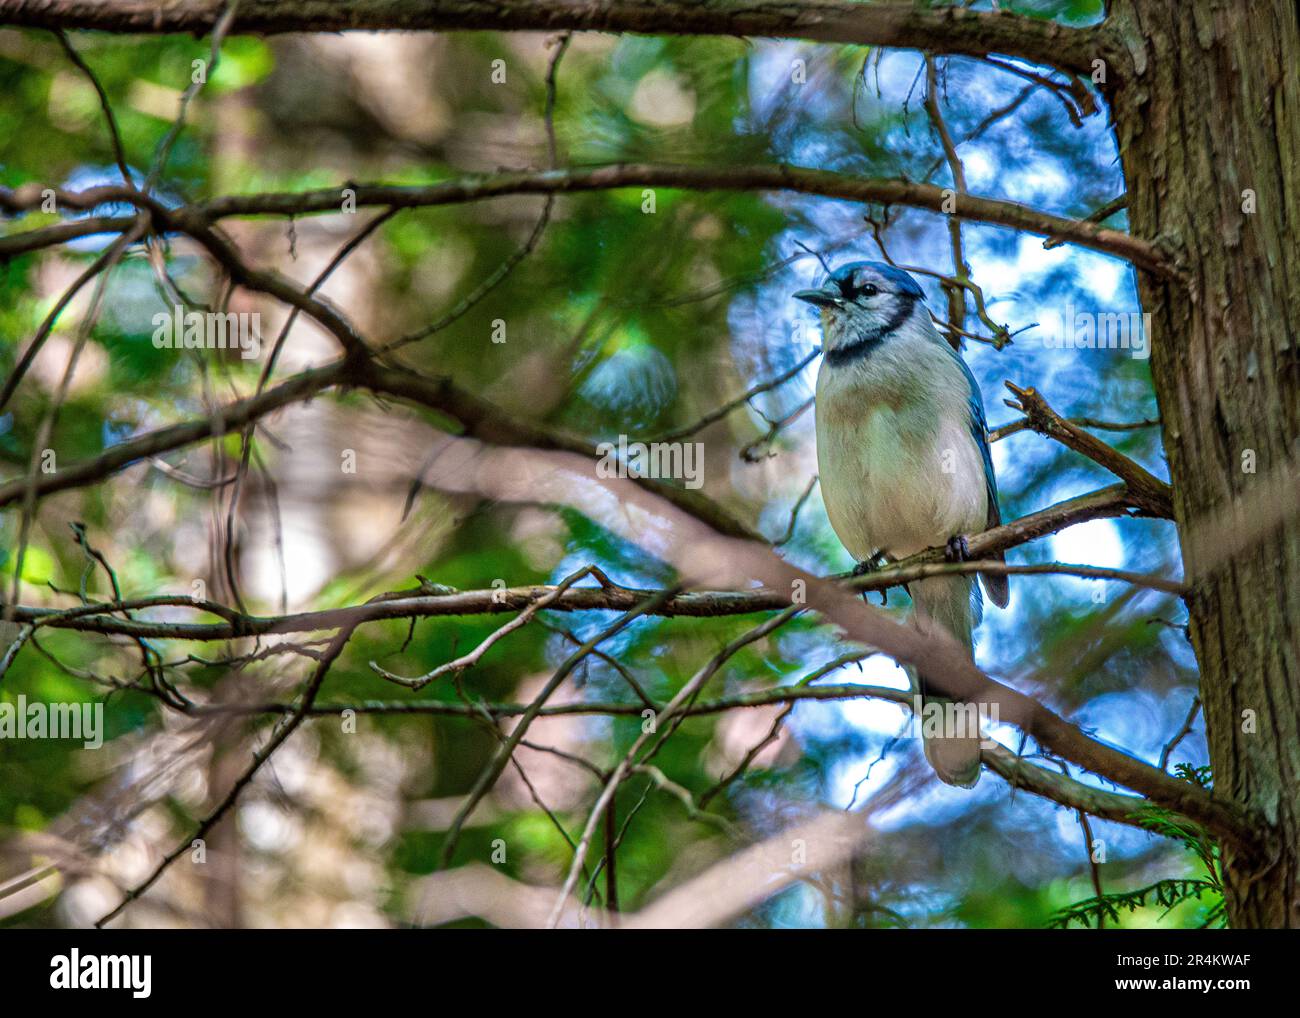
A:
795;260;1009;788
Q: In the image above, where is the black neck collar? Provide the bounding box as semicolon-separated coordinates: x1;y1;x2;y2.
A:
824;334;885;368
823;295;917;368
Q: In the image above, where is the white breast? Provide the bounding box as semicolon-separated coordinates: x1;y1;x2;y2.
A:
814;337;988;563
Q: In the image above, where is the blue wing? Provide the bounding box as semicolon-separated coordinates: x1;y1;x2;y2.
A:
948;348;1010;608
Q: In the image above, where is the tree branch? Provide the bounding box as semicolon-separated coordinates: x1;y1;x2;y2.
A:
1004;381;1173;517
2;163;1173;276
0;1;1109;75
0;355;761;539
145;682;1199;834
6;514;1172;642
93;621;359;927
645;349;817;444
982;744;1154;828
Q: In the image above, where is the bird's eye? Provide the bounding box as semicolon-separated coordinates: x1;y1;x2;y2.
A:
857;283;879;298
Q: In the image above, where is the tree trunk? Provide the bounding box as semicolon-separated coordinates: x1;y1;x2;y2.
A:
1108;0;1300;927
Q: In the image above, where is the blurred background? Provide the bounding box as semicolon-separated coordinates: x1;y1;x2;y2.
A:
0;0;1215;928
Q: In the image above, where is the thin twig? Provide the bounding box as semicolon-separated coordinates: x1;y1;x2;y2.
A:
94;622;357;927
1003;381;1173;517
648;350;817;443
546;608;798;926
774;474;819;547
370;566;598;688
144;0;242;192
52;29;133;186
437;586;677;869
1159;696;1202;772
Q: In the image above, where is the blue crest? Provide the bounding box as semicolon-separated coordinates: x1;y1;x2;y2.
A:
827;261;925;300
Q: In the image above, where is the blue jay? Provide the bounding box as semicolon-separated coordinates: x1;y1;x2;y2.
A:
796;261;1009;787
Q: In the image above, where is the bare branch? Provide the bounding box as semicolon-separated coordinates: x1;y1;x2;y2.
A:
52;29;133;185
1004;381;1173;517
647;349;817;444
983;744;1159;827
1160;697;1202;772
5;492;1162;641
548;607;798;926
0;221;144;412
438;587;678;869
370;566;597;688
0;215;136;260
2;164;1172;275
1044;194;1128;249
93;622;359;927
740;395;814;462
142;0;241;192
0;1;1110;76
991;413;1158;442
774;474;819;547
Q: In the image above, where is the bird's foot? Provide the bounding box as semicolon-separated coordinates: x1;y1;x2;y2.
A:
853;553;891;605
944;534;971;563
850;552;888;577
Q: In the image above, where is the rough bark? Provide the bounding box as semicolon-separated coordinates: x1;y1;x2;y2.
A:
1108;0;1300;927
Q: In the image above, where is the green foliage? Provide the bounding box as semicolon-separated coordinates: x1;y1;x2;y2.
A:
1048;876;1225;930
1050;765;1226;929
0;8;1203;929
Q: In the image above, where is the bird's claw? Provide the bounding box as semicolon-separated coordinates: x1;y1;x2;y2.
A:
944;535;971;563
853;553;890;605
852;551;889;576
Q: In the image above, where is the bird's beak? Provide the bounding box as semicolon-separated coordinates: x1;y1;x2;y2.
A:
793;287;842;308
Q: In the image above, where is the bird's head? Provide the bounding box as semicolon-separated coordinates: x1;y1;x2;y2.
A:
794;260;926;360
